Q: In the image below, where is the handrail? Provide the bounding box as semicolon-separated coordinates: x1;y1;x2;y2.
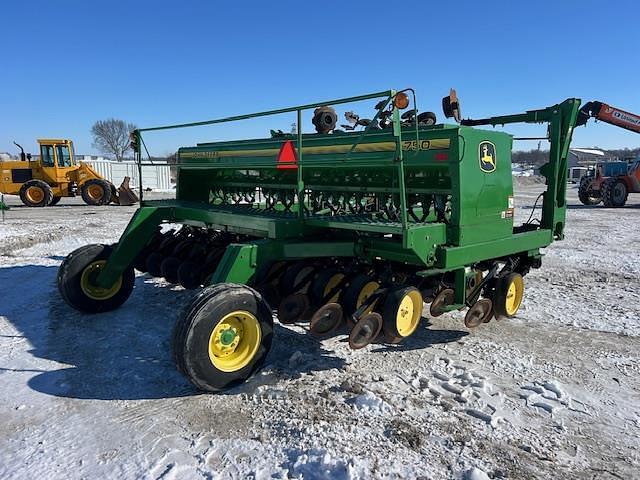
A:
132;90;402;212
137;91;393;133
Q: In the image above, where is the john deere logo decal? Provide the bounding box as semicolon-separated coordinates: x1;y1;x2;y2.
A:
479;141;496;173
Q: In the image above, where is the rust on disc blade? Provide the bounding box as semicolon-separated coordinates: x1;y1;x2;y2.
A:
429;288;455;318
309;303;343;336
349;312;383;349
464;298;493;328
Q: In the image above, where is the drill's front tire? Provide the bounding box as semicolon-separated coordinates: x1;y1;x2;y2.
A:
57;244;135;313
173;284;274;392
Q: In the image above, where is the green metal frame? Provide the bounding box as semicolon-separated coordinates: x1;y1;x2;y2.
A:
96;92;581;301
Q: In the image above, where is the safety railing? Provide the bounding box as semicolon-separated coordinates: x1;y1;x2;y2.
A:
132;89;422;230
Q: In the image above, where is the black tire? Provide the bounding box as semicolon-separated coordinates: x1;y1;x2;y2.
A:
493;273;524;319
178;260;205;289
57;244;135;313
171;238;195;257
280;262;316;296
19;180;53;207
417;111;437;126
382;286;423;340
577;177;601;205
49;196;62;206
133;247;153;273
160;256;182;284
309;268;344;307
81;179;112;206
253;261;288;306
342;273;380;318
601;178;628;207
133;230;173;272
173;283;274;392
146;252;166;277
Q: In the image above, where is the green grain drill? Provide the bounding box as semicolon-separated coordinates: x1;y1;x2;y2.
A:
57;89;581;391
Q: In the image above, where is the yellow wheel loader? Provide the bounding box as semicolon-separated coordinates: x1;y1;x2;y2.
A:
0;139;139;207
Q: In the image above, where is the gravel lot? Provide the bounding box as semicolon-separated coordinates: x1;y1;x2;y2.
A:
0;184;639;479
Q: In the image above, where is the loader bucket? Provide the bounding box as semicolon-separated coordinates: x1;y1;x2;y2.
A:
113;176;139;206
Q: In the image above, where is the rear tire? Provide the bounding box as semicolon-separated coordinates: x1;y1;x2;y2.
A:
577;177;601;205
19;180;53;207
57;244;135;313
601;178;628;207
49;196;62;206
173;284;274;392
81;179;112;206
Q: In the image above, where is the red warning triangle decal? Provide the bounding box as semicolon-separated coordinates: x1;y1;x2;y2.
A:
277;140;298;170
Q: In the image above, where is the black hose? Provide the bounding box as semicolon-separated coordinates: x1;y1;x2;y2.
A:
525;192;544;225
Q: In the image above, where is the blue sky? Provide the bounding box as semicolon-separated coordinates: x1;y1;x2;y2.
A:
2;0;639;157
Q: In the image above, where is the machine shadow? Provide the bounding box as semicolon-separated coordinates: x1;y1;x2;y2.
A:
567;203;640;210
0;264;199;400
1;264;347;401
371;318;469;353
225;323;348;395
282;315;469;354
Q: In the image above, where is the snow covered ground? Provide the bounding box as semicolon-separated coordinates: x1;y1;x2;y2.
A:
0;185;639;479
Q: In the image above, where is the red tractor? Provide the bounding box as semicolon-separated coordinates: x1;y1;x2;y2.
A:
576;101;640;207
578;158;640;206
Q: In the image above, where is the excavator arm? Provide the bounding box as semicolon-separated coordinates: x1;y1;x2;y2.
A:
576;101;640;134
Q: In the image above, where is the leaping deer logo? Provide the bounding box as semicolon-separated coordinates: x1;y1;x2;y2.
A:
479;142;496;173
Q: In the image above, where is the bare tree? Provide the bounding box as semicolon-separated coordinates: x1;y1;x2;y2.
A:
91;118;137;161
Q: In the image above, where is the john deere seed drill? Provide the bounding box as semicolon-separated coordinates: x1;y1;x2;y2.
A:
57;89;581;391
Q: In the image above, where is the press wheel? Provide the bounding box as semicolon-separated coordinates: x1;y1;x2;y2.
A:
493;273;524;319
342;274;380;323
382;286;423;342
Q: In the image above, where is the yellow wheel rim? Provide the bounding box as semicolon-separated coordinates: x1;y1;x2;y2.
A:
208;310;261;373
357;281;379;314
396;290;423;337
80;260;123;300
87;184;104;200
504;275;524;316
26;186;44;203
324;273;345;303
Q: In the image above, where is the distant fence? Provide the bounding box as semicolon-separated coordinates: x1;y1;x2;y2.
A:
83;160;173;190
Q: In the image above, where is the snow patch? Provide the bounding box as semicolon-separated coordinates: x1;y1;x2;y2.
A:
351;391;392;415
